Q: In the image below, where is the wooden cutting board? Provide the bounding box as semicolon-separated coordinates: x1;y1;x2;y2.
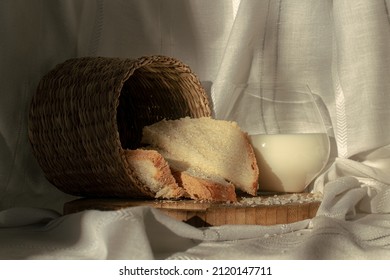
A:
63;193;321;227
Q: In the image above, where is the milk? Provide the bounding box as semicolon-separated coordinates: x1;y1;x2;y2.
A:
250;133;329;193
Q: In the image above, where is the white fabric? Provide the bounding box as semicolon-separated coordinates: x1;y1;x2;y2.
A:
1;0;390;259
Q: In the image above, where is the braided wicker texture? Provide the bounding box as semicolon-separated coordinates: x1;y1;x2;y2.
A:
28;55;211;198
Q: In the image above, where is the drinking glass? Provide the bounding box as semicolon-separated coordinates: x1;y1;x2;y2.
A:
232;83;330;193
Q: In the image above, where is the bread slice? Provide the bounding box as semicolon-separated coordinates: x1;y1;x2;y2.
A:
141;117;259;196
172;168;237;202
124;149;185;199
125;148;236;201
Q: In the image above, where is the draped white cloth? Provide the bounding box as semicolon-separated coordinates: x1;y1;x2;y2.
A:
1;0;390;259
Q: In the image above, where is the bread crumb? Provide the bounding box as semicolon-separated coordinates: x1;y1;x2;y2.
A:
234;192;322;207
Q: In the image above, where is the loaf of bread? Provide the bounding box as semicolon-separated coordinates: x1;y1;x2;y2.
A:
141;117;259;200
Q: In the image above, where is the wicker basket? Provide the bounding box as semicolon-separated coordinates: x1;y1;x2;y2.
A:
28;55;211;198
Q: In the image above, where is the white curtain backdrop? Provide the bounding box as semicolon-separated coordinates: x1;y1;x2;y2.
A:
1;0;390;259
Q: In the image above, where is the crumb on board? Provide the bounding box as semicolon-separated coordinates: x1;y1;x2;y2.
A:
235;192;323;207
154;192;323;207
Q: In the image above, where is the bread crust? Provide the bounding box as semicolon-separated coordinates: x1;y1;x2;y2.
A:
242;131;260;196
172;170;237;202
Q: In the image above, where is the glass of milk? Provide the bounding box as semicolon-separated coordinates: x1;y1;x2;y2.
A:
239;84;330;193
